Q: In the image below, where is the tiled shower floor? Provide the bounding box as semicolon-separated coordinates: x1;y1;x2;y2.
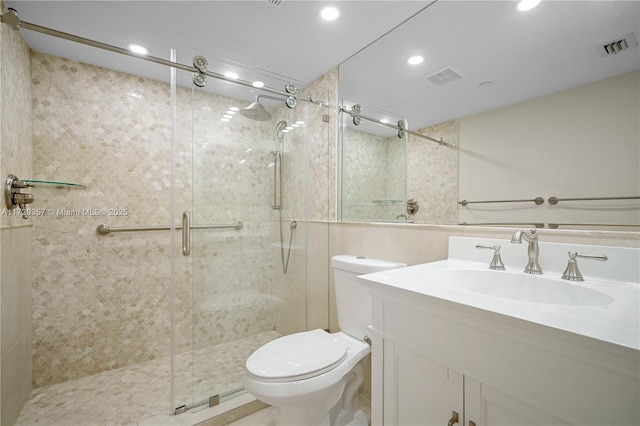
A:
15;331;281;426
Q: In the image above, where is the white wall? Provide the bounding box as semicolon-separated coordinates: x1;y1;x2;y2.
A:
458;71;640;230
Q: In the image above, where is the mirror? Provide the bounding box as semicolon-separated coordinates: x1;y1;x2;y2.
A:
340;100;408;222
339;1;639;230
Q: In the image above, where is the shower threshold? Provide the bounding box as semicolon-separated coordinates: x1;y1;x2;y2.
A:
14;330;280;426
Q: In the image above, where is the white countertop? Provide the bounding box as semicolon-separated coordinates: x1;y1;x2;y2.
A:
358;237;640;351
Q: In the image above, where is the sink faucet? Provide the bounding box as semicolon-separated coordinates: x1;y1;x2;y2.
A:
511;229;543;274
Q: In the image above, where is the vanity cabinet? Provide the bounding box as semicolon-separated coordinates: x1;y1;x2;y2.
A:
382;342;463;425
382;340;569;426
366;287;639;426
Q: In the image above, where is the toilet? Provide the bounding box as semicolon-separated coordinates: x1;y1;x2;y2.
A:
244;255;406;426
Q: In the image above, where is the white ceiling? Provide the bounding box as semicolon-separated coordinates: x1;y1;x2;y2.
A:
5;0;430;101
340;0;640;131
5;0;640;133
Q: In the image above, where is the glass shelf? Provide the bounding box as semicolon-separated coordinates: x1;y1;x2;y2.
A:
23;179;87;189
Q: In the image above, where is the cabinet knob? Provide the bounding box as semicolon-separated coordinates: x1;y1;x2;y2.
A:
447;411;459;426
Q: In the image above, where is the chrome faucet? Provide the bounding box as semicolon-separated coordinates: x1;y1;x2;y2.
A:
511;229;543;274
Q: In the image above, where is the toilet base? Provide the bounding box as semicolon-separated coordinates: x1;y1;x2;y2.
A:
334;408;367;426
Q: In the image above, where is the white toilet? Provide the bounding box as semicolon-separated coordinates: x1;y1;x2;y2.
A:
244;255;406;426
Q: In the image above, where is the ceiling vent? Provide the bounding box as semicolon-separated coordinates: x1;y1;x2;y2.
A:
600;32;638;56
425;67;465;86
266;0;282;5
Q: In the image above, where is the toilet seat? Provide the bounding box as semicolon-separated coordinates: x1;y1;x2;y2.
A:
246;329;348;382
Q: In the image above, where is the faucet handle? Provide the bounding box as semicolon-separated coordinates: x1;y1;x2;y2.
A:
476;244;505;270
562;251;608;281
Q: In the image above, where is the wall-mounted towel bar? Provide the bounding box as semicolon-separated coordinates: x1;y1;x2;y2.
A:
548;195;640;205
548;223;639;229
459;222;545;228
459;197;544;206
96;221;243;235
459;222;638;229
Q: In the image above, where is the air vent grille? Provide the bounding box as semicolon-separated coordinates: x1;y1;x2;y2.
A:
601;32;638;56
425;67;465;86
266;0;282;5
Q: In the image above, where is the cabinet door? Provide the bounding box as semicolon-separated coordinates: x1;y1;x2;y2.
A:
464;377;571;426
383;341;463;426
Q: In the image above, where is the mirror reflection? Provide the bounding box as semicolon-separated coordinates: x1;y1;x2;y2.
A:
339;1;639;230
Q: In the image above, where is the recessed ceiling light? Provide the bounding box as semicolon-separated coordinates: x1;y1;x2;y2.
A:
516;0;540;11
225;71;239;79
127;43;149;55
407;55;424;65
229;107;239;111
320;5;340;21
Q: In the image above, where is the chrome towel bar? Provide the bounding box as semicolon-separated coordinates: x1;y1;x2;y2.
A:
96;221;243;235
459;197;544;206
548;195;640;205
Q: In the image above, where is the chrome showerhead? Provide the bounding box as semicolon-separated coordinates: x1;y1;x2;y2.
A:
239;94;287;122
240;100;272;121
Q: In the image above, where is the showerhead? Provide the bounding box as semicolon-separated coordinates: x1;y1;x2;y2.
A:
239;94;287;122
239;100;272;121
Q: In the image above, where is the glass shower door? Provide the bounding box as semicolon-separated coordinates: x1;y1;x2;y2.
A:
182;50;329;411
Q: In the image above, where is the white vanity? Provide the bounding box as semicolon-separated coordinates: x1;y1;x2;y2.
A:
358;236;640;426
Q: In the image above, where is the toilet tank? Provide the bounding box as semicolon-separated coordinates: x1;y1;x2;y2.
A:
331;255;406;340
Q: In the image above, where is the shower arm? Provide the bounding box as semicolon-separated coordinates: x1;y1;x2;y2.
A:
0;8;328;107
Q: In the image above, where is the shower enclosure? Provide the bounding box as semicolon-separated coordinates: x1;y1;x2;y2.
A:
3;8;330;422
180;50;330;412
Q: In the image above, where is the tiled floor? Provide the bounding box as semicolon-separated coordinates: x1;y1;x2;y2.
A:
15;331;280;426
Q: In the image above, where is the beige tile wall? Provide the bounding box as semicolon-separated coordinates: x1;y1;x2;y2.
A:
28;50;331;395
0;9;34;425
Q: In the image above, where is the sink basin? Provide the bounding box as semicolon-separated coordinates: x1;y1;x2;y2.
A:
430;269;615;306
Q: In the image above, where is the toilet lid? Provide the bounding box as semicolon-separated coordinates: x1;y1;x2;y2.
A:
246;329;348;381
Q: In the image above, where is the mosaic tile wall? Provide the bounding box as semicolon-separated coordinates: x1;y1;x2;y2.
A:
29;51;330;396
0;12;34;425
31;52;177;388
407;120;458;224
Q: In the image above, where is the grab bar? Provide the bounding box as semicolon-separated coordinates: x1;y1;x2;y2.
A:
96;221;243;235
548;195;640;205
459;197;544;206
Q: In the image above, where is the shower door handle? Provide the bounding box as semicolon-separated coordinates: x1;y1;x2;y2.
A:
182;211;191;256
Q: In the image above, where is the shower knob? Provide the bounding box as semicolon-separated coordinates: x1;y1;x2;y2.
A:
407;199;419;215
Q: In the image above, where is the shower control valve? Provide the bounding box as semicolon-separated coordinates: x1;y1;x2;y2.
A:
4;174;35;219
